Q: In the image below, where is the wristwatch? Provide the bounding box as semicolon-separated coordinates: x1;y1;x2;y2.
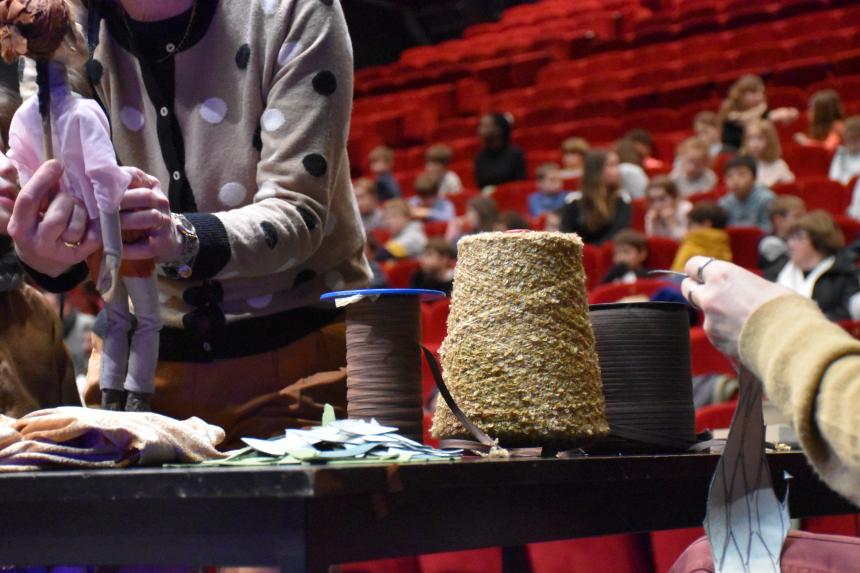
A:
161;213;199;280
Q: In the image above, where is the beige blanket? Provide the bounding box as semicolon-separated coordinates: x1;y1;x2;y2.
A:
0;407;227;471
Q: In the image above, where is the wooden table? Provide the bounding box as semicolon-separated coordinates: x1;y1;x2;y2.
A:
0;452;854;572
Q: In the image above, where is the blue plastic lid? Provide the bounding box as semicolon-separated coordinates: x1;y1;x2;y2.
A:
321;288;446;302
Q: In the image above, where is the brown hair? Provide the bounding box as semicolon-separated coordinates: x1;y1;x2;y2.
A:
646;175;679;200
789;210;844;256
425;144;453;166
580;150;616;232
612;228;647;252
467;195;499;233
383;198;411;218
0;0;71;63
614;138;643;166
718;74;765;125
424;237;456;259
561;136;590;156
743;119;782;163
808;90;845;141
678;136;709;158
535;162;560;179
768;195;805;222
369;145;394;164
694;111;719;129
414;171;441;197
0;84;21;151
689;201;728;229
843;116;860;142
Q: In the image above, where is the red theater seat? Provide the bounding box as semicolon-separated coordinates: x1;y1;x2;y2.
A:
588;279;675;304
726;226;765;270
384;259;420;289
645;237;681;270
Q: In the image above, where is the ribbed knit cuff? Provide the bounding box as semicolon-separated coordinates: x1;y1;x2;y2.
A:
21;260;88;293
185;212;230;280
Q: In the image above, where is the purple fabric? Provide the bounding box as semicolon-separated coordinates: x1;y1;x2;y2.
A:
670;530;860;573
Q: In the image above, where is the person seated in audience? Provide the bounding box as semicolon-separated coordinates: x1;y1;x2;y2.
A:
670;137;717;198
718;74;799;151
559;150;632;245
353;177;384;232
378;199;427;260
364;234;388;289
558;136;590;180
411;237;456;296
424;144;463;197
474;112;527;190
408;172;455;223
600;229;651;285
614;138;649;199
671;202;733;271
795;89;845;153
765;210;860;322
543;209;562;233
495;211;531;232
528;162;569;218
829;116;860;185
645;176;692;241
624;128;664;172
445;196;500;245
758;195;807;271
719;154;776;232
368;145;401;202
743;119;795;188
693;111;729;159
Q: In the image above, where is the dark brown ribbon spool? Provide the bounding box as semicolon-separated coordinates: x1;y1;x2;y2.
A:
588;301;697;454
344;296;424;443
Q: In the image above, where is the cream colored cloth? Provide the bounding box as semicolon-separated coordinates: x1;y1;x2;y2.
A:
0;406;226;471
740;294;860;507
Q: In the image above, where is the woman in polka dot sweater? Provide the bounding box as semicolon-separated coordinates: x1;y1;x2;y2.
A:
7;0;370;447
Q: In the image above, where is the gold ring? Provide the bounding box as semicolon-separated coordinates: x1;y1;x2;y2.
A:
62;240;82;249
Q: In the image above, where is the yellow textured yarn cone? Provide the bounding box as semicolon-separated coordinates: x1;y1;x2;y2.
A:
432;231;609;447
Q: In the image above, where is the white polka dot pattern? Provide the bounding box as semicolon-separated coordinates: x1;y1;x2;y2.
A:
218;182;248;207
200;98;228;124
278;41;302;66
120;107;145;132
261;109;285;132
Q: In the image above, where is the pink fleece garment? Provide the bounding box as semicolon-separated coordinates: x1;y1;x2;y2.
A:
7;93;131;219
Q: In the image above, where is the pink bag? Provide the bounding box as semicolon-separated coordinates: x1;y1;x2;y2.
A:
670;530;860;573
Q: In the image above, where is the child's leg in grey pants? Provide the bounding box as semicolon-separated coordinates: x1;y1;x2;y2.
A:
123;272;162;395
100;277;131;393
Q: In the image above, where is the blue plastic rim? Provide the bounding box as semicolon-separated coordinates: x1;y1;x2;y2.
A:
321;288;446;302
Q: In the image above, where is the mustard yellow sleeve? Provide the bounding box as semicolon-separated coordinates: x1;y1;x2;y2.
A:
739;294;860;506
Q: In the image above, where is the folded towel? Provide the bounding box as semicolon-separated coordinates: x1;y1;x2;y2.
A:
0;407;227;471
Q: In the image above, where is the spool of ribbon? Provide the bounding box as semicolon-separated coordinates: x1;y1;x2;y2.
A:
321;288;445;444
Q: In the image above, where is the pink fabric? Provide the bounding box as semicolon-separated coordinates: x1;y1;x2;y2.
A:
7;92;131;219
669;530;860;573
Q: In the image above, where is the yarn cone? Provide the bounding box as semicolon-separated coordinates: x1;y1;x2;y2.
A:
432;231;609;448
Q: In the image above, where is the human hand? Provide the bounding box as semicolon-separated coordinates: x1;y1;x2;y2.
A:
680;256;794;357
7;160;100;277
769;107;800;124
118;167;181;263
793;132;812;146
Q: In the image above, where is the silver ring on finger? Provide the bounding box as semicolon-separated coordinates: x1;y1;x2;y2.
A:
697;257;715;284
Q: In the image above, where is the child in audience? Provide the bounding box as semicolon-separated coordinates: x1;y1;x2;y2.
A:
600;229;651;285
795;89;845;153
560;150;632;245
353;177;384;231
495;211;531;232
474;112;527;189
671;202;733;271
364;233;388;289
768;210;860;322
411;237;456;296
544;209;562;232
758;195;806;270
743;119;795;187
445;196;500;245
369;145;401;201
424;144;463;196
408;172;455;222
645;176;692;241
559;137;590;179
670;137;717;197
829;116;860;185
624;128;664;171
693;111;727;159
379;199;427;260
528;163;569;217
718;74;799;151
719;154;776;231
614;138;649;199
